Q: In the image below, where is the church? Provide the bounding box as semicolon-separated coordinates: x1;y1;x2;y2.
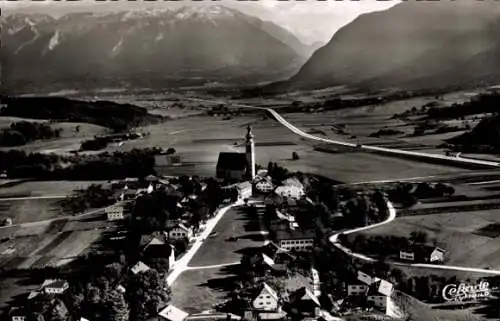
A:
216;125;255;181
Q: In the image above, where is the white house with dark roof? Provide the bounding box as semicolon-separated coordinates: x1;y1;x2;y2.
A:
158;304;189;321
105;204;124;221
131;261;151;275
41;279;69;294
235;181;252;200
168;223;193;240
347;284;369;296
253;283;280;311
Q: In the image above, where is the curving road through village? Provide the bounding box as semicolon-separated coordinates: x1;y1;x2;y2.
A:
329;201;500;275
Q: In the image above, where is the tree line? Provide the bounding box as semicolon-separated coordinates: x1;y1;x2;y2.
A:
0;121;61;147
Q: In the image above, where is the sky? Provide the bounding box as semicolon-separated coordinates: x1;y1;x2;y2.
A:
1;0;399;44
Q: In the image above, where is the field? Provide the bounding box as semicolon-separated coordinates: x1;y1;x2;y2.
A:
170;267;235;314
0;116;108;154
189;206;265;267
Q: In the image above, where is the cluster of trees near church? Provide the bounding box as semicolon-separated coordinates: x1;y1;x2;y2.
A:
0;121;61;147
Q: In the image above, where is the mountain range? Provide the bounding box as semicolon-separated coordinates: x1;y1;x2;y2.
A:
1;5;313;92
286;1;500;92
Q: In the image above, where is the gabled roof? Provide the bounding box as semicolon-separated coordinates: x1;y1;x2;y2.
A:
216;152;247;171
289;287;321;306
172;223;190;231
368;279;393;297
159;304;189;321
131;261;151;275
236;181;252;191
41;279;68;289
256;283;279;302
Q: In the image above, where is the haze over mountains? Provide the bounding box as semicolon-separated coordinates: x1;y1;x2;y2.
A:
288;1;500;92
1;5;311;92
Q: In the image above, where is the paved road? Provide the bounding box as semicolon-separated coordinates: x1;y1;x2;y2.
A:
187;97;500;169
329;201;500;276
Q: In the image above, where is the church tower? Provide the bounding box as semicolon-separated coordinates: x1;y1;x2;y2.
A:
245;125;256;179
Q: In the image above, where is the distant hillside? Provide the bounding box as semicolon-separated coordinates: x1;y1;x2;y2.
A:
0;96;162;132
282;1;500;92
0;5;307;93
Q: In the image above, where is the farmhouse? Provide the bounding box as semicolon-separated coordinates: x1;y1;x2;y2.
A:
261;253;287;276
261;242;296;264
253;283;280;311
41;279;69;294
168;223;193;240
105;204;124;221
158;304;190;321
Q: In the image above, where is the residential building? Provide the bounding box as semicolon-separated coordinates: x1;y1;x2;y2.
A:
347;284;369;296
255;178;274;193
367;279;393;314
284;273;315;299
186;313;241;321
253;283;280;311
399;250;415;261
357;270;375;285
261;254;286;276
261;242;296;264
283;178;304;189
288;287;321;316
274;229;314;251
236;181;252;200
41;279;69;294
158;304;189;321
168;223;193;240
131;261;151;275
105;204;124;221
257;312;287;321
274;185;304;200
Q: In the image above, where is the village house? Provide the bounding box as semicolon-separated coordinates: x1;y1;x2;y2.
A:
253;283;280;311
236;181;253;200
41;279;69;294
287;287;321;317
168;223;193;240
347;284;369;296
261;254;287;276
105;204;124;221
141;237;177;269
261;242;296;264
255;178;274;193
131;261;151;275
158;304;190;321
274;185;304;200
10;307;26;321
367;279;394;314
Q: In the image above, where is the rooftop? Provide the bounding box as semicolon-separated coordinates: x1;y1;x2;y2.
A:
41;279;68;289
131;261;151;275
216;152;247;171
159;305;189;321
275;228;315;241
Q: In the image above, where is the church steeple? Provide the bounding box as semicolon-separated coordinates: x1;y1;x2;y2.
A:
245;125;255;179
